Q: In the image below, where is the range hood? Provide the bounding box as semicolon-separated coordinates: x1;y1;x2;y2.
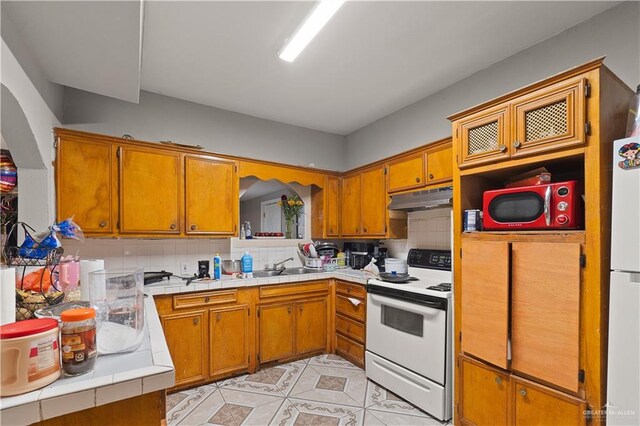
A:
388;186;453;211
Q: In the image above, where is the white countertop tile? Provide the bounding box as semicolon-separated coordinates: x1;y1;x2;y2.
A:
95;379;142;406
40;389;95;420
1;401;41;425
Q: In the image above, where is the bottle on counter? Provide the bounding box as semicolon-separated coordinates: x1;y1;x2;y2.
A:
241;251;253;278
60;308;97;376
213;253;222;280
240;223;246;240
245;221;252;239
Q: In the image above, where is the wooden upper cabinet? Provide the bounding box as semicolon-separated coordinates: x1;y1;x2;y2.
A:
460;356;509;426
511;242;581;392
56;137;116;235
425;144;453;185
325;176;340;237
386;154;425;194
185;155;238;236
209;305;249;377
294;298;326;355
461;239;510;369
258;303;294;364
360;166;386;236
512;376;586;426
119;146;181;234
512;77;586;158
341;173;362;237
457;103;511;168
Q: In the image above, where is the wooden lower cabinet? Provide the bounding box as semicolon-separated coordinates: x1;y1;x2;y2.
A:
156;288;254;390
160;310;208;388
209;305;251;378
459;356;509;426
334;281;366;368
511;376;586;426
258;303;295;363
458;356;587;426
257;281;330;365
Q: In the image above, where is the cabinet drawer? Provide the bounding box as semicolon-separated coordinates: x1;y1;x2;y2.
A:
336;334;364;366
173;289;237;309
335;281;366;299
335;314;365;343
336;295;366;322
259;281;328;300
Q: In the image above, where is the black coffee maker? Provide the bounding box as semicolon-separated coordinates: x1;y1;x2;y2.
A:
343;242;388;270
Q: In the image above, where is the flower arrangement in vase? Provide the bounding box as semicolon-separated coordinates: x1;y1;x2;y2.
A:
278;194;304;239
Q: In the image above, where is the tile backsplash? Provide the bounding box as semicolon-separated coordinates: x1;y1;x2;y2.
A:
62;237;305;275
382;208;452;259
62;209;450;273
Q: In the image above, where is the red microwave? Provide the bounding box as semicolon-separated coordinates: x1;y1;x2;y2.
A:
482;181;580;230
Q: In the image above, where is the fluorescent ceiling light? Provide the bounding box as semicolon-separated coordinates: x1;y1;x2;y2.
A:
279;0;346;62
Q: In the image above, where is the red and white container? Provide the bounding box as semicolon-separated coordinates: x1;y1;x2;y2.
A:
0;318;61;396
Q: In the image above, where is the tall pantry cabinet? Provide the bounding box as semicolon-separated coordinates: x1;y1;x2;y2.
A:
449;58;634;425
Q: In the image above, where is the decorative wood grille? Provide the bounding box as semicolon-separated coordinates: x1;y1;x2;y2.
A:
525;100;568;142
468;121;499;155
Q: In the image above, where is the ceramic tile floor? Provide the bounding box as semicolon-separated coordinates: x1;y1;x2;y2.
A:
166;354;448;426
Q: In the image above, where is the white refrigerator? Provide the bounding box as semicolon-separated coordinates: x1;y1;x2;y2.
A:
607;135;640;426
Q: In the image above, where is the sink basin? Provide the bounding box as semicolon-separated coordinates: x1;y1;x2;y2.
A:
284;267;314;275
253;270;286;278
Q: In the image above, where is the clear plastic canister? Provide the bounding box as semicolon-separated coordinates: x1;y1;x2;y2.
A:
89;268;144;355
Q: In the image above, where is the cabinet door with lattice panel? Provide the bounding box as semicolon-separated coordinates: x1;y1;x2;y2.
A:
511;76;586;158
457;103;511;168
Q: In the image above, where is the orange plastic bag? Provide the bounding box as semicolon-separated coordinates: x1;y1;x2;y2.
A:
18;268;54;292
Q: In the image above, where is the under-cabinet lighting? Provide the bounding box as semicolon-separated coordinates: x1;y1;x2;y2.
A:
279;0;346;62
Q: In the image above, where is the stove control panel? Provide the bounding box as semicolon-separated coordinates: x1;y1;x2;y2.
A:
407;249;452;271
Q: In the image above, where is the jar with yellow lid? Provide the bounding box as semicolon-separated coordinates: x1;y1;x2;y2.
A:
60;308;97;376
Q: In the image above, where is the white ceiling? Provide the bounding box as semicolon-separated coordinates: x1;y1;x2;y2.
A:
3;1;620;135
240;179;290;201
2;1;143;103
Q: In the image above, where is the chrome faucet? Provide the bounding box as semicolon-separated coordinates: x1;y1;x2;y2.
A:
272;257;294;271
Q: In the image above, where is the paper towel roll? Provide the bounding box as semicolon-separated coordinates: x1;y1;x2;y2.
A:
1;267;16;325
80;259;104;301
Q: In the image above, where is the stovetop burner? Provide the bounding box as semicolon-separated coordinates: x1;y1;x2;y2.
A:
427;282;451;292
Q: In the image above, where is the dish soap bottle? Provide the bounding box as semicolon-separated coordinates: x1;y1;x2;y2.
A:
241;252;253;278
245;221;252;239
213;254;222;280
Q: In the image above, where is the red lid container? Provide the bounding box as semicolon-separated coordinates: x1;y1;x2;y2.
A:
0;318;59;339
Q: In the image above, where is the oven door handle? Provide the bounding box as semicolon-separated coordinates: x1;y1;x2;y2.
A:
544;185;552;226
367;285;447;311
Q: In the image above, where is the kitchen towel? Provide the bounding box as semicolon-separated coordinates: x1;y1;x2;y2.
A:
1;267;16;325
79;259;104;301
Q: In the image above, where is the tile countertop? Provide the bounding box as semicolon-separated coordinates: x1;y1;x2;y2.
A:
0;296;174;425
143;267;373;296
0;268;372;424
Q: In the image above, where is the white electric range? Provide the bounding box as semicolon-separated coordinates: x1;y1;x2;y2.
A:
366;248;452;422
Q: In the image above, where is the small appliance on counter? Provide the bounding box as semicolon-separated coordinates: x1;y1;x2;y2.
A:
143;271;173;285
343;242;387;270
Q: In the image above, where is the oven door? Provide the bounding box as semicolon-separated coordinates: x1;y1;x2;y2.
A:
366;285;448;384
483;186;551;229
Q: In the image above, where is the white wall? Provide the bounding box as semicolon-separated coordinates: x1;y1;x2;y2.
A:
1;37;60;230
382;209;452;261
62;88;347;171
345;1;640;169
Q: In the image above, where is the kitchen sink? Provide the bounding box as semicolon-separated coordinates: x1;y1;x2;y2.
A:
284;267;314;275
253;270;286;278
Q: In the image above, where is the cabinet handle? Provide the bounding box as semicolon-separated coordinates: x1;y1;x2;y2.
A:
363;227;368;233
204;296;210;303
355;227;359;233
416;177;421;183
170;224;176;230
99;221;107;228
513;140;522;149
299;305;303;312
347;325;351;333
288;306;292;314
329;228;333;233
429;174;434;180
519;388;527;397
216;313;221;321
191;224;197;231
495;376;502;385
193;318;199;325
499;145;507;153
